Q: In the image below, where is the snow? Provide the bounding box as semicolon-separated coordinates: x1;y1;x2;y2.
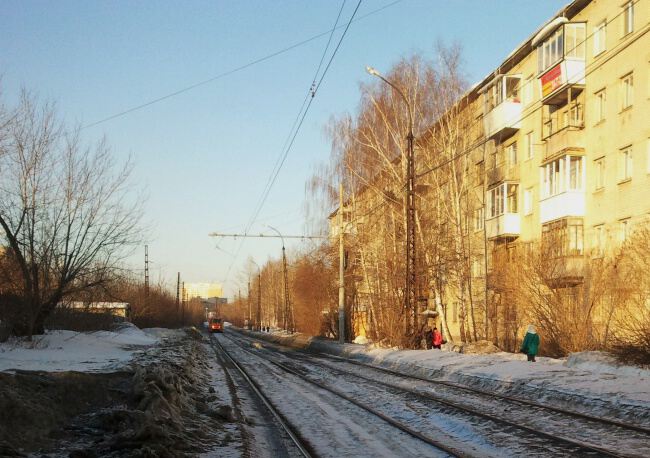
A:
241;328;650;421
0;323;159;373
353;335;369;345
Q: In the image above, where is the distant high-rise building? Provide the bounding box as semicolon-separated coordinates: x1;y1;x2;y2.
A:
184;283;223;300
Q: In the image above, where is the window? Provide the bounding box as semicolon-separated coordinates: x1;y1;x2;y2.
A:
507;183;518;213
524;188;533;215
619;146;632;181
473;207;484;231
594;225;605;257
621;73;634;110
488;183;518;218
541;155;584;198
542;219;584;257
507;142;518;166
484;75;521;112
475;160;485;185
567;222;584;255
593;20;607;56
564;23;586;59
472;258;485;278
623;1;634;36
488;185;504;218
569;156;582;189
619;218;631;243
538;27;564;73
594;157;605;190
525;131;534;160
595;89;606;123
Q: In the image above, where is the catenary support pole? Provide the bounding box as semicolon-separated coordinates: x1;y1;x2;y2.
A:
339;182;345;344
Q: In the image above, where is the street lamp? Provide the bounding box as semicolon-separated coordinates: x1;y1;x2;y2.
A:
268;225;292;333
366;65;417;336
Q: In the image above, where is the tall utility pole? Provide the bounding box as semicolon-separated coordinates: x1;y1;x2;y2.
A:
144;245;150;305
257;269;262;331
181;281;185;326
176;272;180;310
338;182;345;344
268;226;291;333
247;277;251;328
367;66;417;336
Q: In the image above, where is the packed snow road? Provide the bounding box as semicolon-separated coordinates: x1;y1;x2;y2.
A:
210;329;650;458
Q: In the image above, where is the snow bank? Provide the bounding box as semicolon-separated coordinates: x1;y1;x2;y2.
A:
236;328;650;422
0;324;159;373
566;351;650;377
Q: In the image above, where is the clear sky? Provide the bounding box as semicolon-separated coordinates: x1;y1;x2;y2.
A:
1;0;569;297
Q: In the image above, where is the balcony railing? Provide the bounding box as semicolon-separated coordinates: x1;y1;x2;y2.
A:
540;190;585;224
486;213;521;240
544;255;585;287
543;120;585;161
539;58;585;105
487;165;520;186
483;98;522;140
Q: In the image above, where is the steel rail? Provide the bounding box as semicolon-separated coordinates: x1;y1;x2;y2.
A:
209;333;315;458
228;330;633;457
221;333;463;457
317;351;650;436
236;328;650;435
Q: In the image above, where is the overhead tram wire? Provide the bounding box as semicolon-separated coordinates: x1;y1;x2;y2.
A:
223;0;364;281
241;0;348;242
415;0;646;180
79;0;402;132
350;1;647;221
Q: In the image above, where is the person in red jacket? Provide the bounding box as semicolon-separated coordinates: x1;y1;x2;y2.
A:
432;326;443;349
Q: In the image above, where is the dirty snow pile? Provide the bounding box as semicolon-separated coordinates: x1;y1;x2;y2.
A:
0;322;159;372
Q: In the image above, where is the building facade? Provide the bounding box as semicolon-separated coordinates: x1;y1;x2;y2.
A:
331;0;650;347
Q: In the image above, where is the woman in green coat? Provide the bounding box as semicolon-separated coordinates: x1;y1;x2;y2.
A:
521;324;540;362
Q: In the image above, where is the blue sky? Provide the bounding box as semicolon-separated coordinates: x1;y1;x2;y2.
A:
1;0;568;297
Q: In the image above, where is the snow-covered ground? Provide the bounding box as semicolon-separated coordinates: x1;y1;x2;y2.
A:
0;323;164;372
245;329;650;423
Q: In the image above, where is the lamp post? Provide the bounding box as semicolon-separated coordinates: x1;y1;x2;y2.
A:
366;65;417;336
251;260;262;331
268;225;292;332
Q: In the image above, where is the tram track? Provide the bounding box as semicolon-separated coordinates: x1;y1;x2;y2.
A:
209;333;316;458
213;332;462;457
226;330;648;457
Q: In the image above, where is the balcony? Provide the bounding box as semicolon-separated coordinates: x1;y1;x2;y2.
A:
543;120;585;162
540;190;585;224
544;255;585;287
486;213;521;240
487;164;520;187
539;59;585;105
483;74;522;141
484;99;522;140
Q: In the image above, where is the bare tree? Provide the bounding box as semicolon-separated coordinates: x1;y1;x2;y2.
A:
0;91;143;337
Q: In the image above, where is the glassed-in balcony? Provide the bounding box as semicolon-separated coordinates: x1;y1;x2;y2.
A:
485;182;520;240
483;75;522;140
536;22;586;105
539;155;585;224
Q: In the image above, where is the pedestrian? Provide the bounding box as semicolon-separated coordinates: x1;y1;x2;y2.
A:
520;324;540;362
432;326;443;349
424;328;433;350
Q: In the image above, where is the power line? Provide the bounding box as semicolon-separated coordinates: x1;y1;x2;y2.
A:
223;0;364;281
80;0;402;131
335;0;648;223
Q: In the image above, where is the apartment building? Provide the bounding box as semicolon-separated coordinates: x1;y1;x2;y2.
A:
330;0;649;345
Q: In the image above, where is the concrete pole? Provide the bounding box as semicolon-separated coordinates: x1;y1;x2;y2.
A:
338;182;345;344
